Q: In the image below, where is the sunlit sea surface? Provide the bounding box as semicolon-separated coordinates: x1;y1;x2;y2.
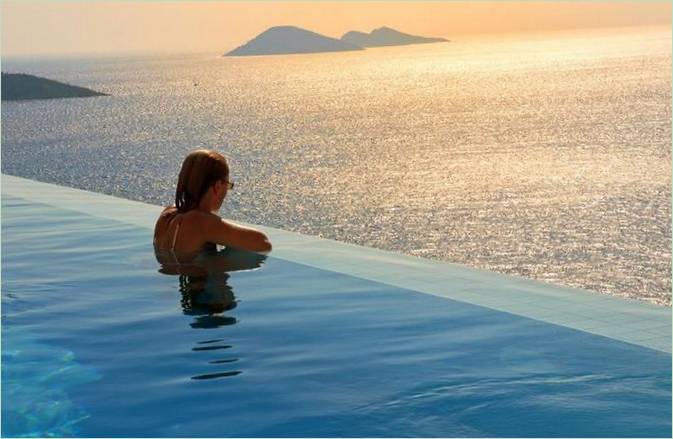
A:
2;26;671;305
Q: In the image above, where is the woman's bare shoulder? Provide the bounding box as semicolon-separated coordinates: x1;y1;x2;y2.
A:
186;209;222;226
154;206;178;234
160;205;178;216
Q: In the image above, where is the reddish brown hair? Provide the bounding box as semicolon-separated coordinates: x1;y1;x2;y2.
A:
175;149;229;213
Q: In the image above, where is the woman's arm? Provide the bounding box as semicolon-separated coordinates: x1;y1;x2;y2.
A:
200;213;272;253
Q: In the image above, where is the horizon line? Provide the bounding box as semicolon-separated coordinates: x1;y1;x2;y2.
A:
2;22;669;59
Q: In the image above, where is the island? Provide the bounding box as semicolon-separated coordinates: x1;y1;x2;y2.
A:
341;27;449;47
225;25;363;57
1;73;108;101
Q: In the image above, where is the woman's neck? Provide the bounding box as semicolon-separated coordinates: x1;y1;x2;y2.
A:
198;196;216;213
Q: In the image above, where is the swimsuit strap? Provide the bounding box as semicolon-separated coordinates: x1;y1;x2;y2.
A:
170;216;182;265
171;219;182;252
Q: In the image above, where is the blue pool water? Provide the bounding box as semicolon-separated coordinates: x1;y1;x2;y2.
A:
2;193;671;437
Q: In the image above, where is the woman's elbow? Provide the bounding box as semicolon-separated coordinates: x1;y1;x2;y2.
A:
254;234;272;253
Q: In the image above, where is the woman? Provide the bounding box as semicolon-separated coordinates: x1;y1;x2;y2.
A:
154;149;271;265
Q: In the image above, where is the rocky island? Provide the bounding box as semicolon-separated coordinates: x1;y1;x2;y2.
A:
1;73;108;101
341;27;449;47
224;26;449;57
225;25;362;56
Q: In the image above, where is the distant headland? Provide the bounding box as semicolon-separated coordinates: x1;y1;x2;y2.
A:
1;73;109;101
224;26;449;57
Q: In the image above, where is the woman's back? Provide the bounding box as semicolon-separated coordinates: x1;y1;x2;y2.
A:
154;207;215;256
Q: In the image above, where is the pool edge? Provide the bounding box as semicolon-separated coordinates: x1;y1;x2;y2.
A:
2;173;670;354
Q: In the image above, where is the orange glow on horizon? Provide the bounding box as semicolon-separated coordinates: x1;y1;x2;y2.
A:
2;1;671;56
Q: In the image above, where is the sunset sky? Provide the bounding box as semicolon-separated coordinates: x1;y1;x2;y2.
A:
2;1;671;57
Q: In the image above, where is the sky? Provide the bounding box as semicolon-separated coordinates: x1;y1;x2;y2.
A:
2;1;671;57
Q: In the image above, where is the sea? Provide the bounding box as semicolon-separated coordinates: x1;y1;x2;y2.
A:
2;25;671;306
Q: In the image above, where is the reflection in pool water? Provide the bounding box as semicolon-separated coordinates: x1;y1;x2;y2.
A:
155;246;267;380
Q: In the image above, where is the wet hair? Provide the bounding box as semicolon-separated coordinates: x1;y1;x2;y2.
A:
175;149;229;213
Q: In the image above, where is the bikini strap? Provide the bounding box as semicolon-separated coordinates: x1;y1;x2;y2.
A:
171;219;182;252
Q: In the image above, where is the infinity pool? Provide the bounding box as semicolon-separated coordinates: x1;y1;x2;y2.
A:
2;176;671;437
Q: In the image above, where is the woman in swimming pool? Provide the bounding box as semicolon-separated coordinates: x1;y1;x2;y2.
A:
154;149;271;264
